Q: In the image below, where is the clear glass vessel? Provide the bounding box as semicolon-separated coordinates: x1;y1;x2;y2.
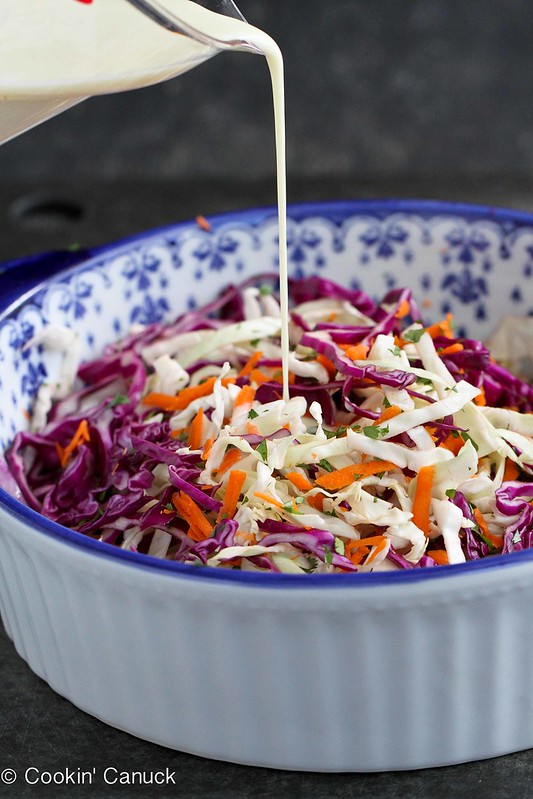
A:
0;0;251;145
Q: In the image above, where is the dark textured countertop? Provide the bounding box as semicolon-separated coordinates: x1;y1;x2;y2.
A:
1;177;533;798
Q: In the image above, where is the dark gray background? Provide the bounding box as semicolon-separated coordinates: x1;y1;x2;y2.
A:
2;2;533;797
2;0;533;183
0;0;533;263
0;0;532;259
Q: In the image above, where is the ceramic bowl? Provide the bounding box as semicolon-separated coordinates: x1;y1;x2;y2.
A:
1;200;533;772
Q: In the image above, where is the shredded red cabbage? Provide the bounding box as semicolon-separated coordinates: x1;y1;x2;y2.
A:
5;274;533;574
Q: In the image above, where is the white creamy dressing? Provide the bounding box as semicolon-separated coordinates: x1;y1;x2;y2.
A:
1;0;291;400
165;1;290;400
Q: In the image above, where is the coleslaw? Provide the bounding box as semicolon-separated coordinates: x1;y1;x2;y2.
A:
7;274;533;573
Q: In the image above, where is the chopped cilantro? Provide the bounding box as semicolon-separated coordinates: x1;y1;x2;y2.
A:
383;396;391;409
256;440;268;462
250;338;260;348
324;545;334;566
389;346;402;356
363;424;389;439
110;394;129;407
283;496;305;514
403;327;425;343
461;431;479;452
304;557;319;574
283;502;302;515
259;284;273;296
248;408;259;420
328;425;348;438
324;428;337;440
417;376;433;386
476;530;498;551
334;537;345;556
318;458;334;472
165;502;174;511
445;489;457;499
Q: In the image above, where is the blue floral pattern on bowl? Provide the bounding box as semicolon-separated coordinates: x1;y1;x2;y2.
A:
1;200;533;453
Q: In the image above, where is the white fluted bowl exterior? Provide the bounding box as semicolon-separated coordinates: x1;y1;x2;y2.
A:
1;200;533;771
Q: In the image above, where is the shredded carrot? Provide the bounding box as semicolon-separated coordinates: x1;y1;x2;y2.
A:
503;459;520;482
438;343;464;356
473;507;502;549
395;298;411;319
56;418;90;468
425;426;438;443
234;384;256;408
473;384;486;407
285;471;314;492
246;421;260;435
473;507;489;536
340;342;369;361
188;408;204;451
315;460;397;490
172;491;213;542
218;469;247;522
195;214;212;231
144;376;236;412
272;370;295;385
366;537;388;565
143;377;217;411
428;549;449;565
316;353;337;379
345;535;386;549
307;493;325;511
219;557;242;568
345;542;369;566
253;491;284;509
411;465;435;536
440;433;464;456
216;447;244;476
249;368;272;386
425;314;454;340
238;351;263;378
374;405;402;425
394;335;406;349
201;435;215;461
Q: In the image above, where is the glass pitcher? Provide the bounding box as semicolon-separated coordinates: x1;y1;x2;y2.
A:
0;0;253;145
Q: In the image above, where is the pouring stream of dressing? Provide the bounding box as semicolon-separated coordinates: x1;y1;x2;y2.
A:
1;0;290;399
128;0;291;401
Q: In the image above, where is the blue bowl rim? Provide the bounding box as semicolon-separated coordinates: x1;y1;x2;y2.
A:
2;197;533;588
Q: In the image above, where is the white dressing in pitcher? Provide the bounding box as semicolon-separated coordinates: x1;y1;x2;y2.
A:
1;0;291;399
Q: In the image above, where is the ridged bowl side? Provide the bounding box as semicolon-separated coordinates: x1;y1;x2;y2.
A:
1;504;533;772
2;201;533;771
